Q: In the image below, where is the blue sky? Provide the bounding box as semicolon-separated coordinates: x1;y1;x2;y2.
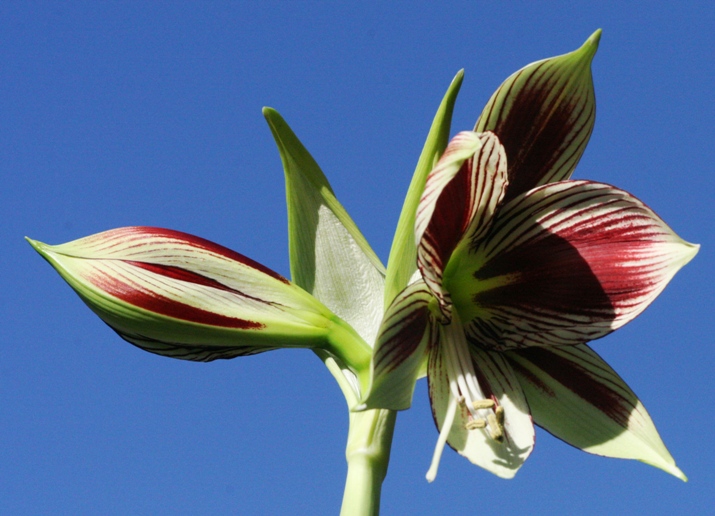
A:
2;2;713;514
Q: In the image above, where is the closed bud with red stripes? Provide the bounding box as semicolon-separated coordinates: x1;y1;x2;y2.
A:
27;227;366;368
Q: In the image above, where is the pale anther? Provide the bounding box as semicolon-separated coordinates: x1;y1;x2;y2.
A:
487;413;504;442
495;405;505;425
465;419;487;430
472;399;495;410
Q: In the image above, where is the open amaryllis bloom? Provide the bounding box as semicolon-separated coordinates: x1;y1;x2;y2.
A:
361;31;698;481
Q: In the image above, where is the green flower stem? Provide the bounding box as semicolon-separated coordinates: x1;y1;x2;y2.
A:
340;408;397;516
325;316;373;393
317;351;396;516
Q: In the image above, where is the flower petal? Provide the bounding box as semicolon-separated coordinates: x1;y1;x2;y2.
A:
28;227;335;361
264;108;384;348
428;340;534;479
415;131;508;318
384;70;463;308
475;30;600;203
359;281;434;411
508;344;686;480
448;181;698;350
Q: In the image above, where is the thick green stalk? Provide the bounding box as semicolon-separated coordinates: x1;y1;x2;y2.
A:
315;352;397;515
340;408;397;516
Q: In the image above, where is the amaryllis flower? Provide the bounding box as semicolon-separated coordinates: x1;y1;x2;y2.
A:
360;31;698;481
28;29;698;510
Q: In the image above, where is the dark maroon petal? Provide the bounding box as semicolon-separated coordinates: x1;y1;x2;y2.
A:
113;328;274;362
510;346;631;426
447;181;697;350
506;344;685;479
84;226;289;284
475;32;599;202
415;132;507;317
361;280;434;410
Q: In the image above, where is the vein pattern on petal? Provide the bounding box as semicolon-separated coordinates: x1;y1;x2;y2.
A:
508;344;686;480
475;30;600;202
427;325;534;479
446;181;698;350
29;227;334;361
416;131;507;318
361;280;434;411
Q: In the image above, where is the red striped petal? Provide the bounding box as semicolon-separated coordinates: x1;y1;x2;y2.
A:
86;263;265;330
446;181;698;350
64;226;289;283
508;344;685;479
415;132;508;318
112;329;275;362
360;281;434;410
475;31;600;203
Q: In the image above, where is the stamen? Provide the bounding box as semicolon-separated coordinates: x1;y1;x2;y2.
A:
426;394;458;483
440;314;487;418
465;419;486;430
487;413;504;442
432;313;506;475
495;405;505;425
472;399;495;410
467;399;505;442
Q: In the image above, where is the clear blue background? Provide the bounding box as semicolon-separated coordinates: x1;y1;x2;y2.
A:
2;2;713;514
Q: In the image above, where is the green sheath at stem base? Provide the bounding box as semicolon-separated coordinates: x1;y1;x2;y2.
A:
340;409;397;516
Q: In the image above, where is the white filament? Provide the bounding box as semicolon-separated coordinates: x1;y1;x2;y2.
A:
426;393;458;482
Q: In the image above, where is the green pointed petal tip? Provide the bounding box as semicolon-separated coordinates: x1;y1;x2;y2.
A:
262;106;333;193
569;29;601;65
26;237;54;261
584;28;602;56
474;29;602;202
262;105;384;277
25;236;42;251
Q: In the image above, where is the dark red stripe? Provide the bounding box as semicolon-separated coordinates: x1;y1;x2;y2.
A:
89;268;265;330
114;328;272;362
115;227;289;284
480;62;593;203
473;230;615;328
124;261;277;308
126;261;243;294
375;299;431;373
510;347;632;427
